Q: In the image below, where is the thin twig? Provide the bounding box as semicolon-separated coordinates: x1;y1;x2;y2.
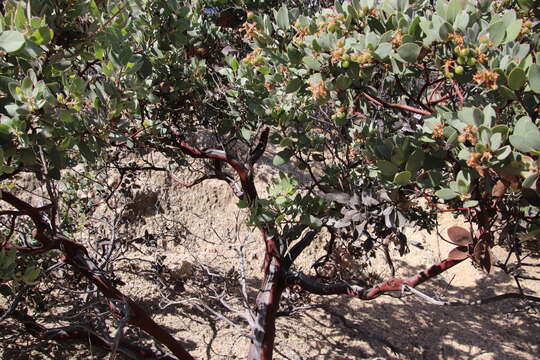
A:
360;90;433;116
109;301;131;360
0;286;26;323
402;284;540;306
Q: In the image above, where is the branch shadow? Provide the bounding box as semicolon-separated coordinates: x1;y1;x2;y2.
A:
274;262;539;360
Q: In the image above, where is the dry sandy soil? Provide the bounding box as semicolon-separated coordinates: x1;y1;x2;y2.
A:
1;154;539;360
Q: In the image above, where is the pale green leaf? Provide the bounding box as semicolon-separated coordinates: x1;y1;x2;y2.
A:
529;63;540;93
276;5;289;30
488;21;506;45
0;31;25;53
435;188;457;200
397;43;421;63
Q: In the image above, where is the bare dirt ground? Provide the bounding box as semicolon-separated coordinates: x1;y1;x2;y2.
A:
1;155;539;360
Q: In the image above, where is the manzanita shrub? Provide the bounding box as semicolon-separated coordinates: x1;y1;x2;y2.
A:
234;0;540;269
0;0;539;359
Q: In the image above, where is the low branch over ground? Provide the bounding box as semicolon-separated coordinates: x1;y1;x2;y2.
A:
287;257;465;299
0;190;194;360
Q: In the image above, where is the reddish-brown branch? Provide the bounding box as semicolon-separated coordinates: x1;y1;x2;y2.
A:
394;76;433;112
2;244;51;255
418;77;445;102
0;210;24;216
248;246;285;360
58;237;194;360
0;192;53;246
360;91;433;116
288;257;465;300
282;229;317;269
428;95;451;105
0;191;194;360
170;127;259;203
404;258;464;287
114;127;147;147
167;125;282;360
427;79;446;104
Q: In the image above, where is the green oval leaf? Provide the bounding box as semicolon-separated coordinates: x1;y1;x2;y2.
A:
490;133;502;150
334;74;351;90
529;63;540;94
287;46;302;64
286;78;303;93
463;200;478;208
22;265;40;284
505;20;522;43
78;142;96;163
405;149;425;174
488;21;506;45
446;0;464;23
30;27;54;45
377;160;399;177
523;174;539;189
273;149;292;166
494;145;512;160
302;56;321;71
435;188;458;200
397;43;421;63
0;30;25;53
394;171;411;186
509;135;538;153
275;5;289;30
374;42;392;60
509;117;540;153
508;67;526;90
498;85;517;100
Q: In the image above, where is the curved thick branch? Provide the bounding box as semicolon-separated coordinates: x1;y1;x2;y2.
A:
170;170;244;198
287;257;465;300
170;127;258;203
0;191;194;360
394;75;433;113
282;229;318;269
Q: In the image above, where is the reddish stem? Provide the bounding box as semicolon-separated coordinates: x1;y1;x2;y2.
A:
360;91;433;116
451;79;465;108
289;257;465;300
428;95;451;105
418;77;445;103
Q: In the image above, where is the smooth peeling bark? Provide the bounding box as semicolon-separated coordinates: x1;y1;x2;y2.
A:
287;257;466;300
60;238;195;360
248;229;320;359
248;255;285;360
